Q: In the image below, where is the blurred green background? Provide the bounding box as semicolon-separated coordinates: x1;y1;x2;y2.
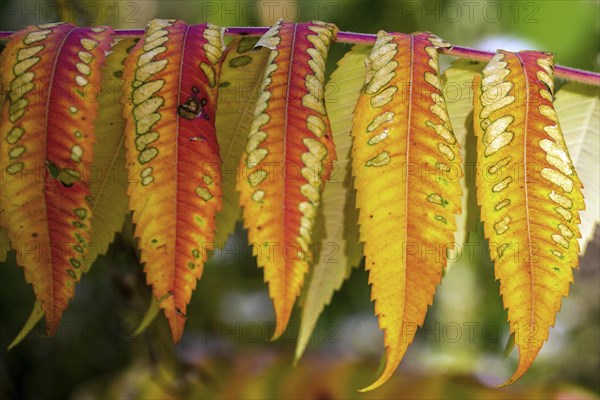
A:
0;1;598;399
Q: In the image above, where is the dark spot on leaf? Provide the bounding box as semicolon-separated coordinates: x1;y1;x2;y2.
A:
46;160;60;179
219;81;230;88
114;70;123;78
178;95;207;120
176;308;187;319
229;55;252;68
237;36;260;53
59;179;74;188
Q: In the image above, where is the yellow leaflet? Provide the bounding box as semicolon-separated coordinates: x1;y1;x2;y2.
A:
86;38;136;272
295;45;368;362
351;31;462;391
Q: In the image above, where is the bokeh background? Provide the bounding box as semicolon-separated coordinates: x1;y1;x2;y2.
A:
0;1;598;399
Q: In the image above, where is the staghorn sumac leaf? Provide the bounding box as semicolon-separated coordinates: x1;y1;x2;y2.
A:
237;20;339;339
554;83;599;254
0;22;113;334
214;36;270;245
7;38;136;347
87;37;137;269
351;31;462;391
472;51;584;385
122;19;225;342
295;45;367;362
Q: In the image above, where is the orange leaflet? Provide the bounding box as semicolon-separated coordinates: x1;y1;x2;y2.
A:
0;22;113;334
237;20;339;339
122;19;225;342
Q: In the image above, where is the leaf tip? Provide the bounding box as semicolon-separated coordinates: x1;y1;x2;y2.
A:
293;339;308;366
291;354;301;368
269;300;294;341
269;325;285;342
8;301;44;350
133;297;161;337
44;319;60;338
358;358;398;392
496;373;522;388
7;334;25;351
166;312;186;344
357;380;385;393
497;344;539;387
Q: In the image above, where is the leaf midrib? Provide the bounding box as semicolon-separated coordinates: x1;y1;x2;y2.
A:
401;35;414;336
515;52;536;353
171;24;191;323
281;23;298;300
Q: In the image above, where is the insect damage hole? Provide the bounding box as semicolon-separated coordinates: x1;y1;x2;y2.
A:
178;86;209;120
